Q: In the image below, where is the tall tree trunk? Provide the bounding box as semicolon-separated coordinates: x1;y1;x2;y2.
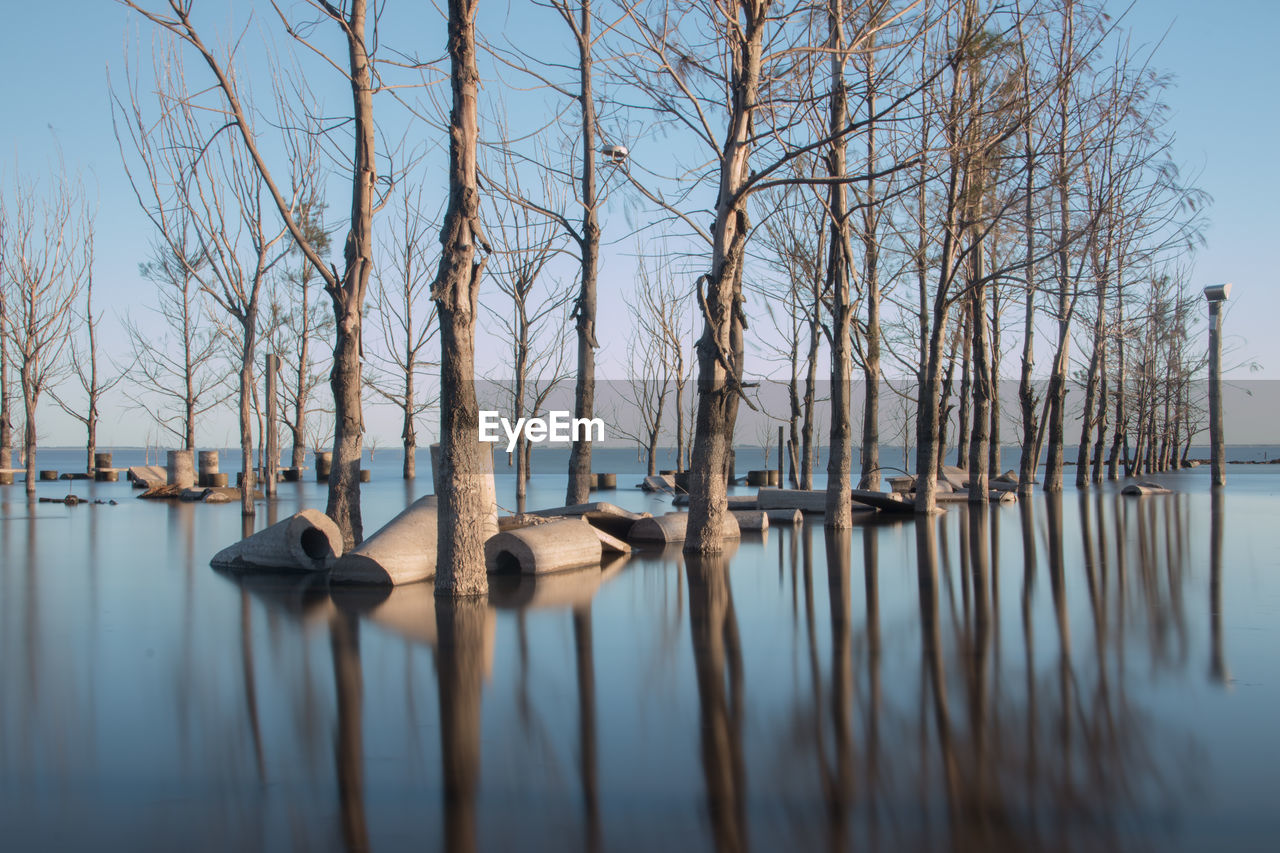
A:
566;0;600;506
1074;283;1105;486
858;29;882;493
403;366;417;480
291;280;312;470
686;2;765;554
433;0;490;596
239;330;257;518
22;375;36;497
825;0;853;529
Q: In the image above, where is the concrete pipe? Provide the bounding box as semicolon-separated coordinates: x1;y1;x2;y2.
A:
629;512;740;544
596;473;617;489
197;451;219;486
765;508;803;526
484;517;602;575
167;450;195;489
359;469;372;483
331;496;438;586
210;508;344;573
39;470;59;481
0;471;13;485
730;510;769;531
94;452;113;471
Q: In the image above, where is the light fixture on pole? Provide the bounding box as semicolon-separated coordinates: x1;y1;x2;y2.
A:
1203;283;1232;487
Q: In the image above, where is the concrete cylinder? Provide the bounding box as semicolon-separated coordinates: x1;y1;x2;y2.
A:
95;470;119;482
765;508;803;526
331;496;437;585
628;511;740;544
209;508;344;572
198;451;219;486
94;452;112;470
596;473;617;489
768;470;779;486
39;470;59;481
730;510;769;531
315;451;332;482
359;469;372;483
484;518;602;575
0;471;13;485
206;472;229;488
747;469;771;486
282;467;301;482
168;450;195;489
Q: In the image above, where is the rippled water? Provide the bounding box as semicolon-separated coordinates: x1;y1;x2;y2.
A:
1;459;1278;851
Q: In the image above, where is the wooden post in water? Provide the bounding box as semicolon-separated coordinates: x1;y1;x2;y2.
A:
1204;283;1231;488
264;354;280;498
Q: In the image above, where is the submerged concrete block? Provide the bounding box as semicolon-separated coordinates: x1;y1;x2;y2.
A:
756;488;828;512
765;508;803;526
628;511;740;544
331;496;438;586
1121;481;1171;496
731;509;769;531
485;517;603;575
210;508;344;572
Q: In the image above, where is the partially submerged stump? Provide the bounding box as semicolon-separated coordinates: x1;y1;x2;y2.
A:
485;517;603;575
731;509;769;531
330;496;438;586
210;509;344;573
39;470;58;481
765;508;803;526
1121;481;1171;496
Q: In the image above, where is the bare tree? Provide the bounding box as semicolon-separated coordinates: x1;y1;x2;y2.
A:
1;172;81;495
122;0;389;546
0;203;12;468
121;230;225;450
483;158;572;512
51;221;126;474
368;185;437;480
432;0;493;596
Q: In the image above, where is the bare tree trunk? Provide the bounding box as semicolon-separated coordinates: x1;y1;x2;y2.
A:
1074;282;1105;487
403;365;417;480
825;0;853;529
858;29;882;493
968;247;991;502
566;0;600;507
22;378;36;497
685;2;765;554
239;341;256;517
433;0;490;596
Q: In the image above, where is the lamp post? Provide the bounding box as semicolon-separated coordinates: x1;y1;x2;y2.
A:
1203;283;1232;487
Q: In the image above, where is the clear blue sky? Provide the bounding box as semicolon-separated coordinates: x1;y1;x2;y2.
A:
2;1;1276;446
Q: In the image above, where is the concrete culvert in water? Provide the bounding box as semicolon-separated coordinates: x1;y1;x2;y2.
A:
209;509;344;573
483;518;602;575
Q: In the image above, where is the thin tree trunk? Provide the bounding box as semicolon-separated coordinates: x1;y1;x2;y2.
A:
825;0;853;529
566;0;600;507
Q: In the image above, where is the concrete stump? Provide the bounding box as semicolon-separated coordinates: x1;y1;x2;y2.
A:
0;472;13;485
747;469;772;486
485;517;602;575
168;450;195;489
39;470;58;481
359;469;371;483
314;451;332;482
282;467;301;482
331;496;438;585
206;472;229;488
596;473;617;489
210;509;344;572
94;452;112;471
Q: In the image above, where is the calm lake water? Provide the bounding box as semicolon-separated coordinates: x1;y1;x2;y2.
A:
1;449;1278;851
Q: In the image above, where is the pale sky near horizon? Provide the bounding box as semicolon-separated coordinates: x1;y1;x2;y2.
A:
1;0;1276;447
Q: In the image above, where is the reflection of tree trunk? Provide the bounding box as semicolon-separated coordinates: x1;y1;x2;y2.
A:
241;589;265;782
1209;490;1228;685
966;506;990;801
916;519;960;829
330;610;369;853
435;597;487;853
862;528;882;808
1018;500;1038;789
686;553;748;853
825;528;854;849
573;606;601;853
1045;493;1073;779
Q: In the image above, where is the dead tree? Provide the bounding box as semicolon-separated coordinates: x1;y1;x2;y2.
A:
51;222;125;474
122;0;389;546
483;156;571;512
1;172;80;495
0;205;12;467
432;0;492;596
368;185;437;480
